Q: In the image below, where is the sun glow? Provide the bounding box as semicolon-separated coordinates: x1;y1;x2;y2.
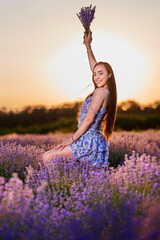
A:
46;33;150;103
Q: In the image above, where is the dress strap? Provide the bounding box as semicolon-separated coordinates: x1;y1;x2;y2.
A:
90;103;101;115
88;96;107;115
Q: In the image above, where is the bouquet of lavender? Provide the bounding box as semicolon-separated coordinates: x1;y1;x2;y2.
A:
77;5;96;37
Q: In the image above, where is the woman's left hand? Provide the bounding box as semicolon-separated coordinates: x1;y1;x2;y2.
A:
54;137;73;151
84;28;92;46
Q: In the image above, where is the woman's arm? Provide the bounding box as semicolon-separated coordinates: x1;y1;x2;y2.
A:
84;29;97;72
54;88;109;151
72;88;109;142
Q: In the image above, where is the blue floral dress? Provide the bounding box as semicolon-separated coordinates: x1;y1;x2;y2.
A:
70;96;110;167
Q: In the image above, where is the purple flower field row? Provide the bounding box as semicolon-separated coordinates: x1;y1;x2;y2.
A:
0;130;160;240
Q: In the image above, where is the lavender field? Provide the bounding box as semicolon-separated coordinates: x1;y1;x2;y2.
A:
0;130;160;240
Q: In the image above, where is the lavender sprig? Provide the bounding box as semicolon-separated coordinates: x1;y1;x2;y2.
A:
77;5;96;36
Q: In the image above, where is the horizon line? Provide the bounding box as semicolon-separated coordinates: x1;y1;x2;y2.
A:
0;98;160;113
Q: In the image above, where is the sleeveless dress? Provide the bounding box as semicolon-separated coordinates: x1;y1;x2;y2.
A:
70;96;110;167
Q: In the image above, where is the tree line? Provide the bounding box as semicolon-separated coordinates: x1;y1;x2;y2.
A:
0;100;159;134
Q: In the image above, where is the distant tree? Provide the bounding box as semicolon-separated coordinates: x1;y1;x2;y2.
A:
118;100;141;114
155;102;160;113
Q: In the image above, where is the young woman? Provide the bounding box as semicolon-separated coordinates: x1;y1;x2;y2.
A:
42;29;117;167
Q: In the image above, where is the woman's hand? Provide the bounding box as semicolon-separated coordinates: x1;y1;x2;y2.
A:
53;137;73;151
83;28;92;47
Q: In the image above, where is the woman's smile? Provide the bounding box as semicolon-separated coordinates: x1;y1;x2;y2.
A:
96;80;102;84
95;80;103;87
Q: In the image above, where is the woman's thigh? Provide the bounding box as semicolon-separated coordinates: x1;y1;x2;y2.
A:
42;145;74;162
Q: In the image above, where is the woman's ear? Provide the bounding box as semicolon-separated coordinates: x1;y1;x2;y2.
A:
109;73;112;78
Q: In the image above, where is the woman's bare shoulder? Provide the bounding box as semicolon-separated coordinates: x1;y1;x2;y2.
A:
93;87;110;98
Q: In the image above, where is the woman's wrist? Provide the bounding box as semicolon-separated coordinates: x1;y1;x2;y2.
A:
86;45;92;53
86;44;91;49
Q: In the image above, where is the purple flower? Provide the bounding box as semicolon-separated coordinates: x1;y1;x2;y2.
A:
77;5;96;36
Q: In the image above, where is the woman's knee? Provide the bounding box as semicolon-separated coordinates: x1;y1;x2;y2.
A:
42;152;47;162
42;150;54;162
42;146;72;163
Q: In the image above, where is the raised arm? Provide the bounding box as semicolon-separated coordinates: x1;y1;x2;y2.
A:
84;29;97;72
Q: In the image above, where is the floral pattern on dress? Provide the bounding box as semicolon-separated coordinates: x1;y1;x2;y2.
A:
70;96;109;167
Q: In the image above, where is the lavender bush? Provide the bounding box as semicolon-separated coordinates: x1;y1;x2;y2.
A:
0;130;159;239
109;130;160;167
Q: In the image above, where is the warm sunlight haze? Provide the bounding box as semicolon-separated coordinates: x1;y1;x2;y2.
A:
0;0;160;110
46;33;150;104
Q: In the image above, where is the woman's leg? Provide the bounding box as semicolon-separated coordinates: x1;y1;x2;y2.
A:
42;145;74;163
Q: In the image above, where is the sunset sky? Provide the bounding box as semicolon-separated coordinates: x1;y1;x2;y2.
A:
0;0;160;111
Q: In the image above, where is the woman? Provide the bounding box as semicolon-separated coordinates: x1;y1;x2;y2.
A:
42;29;117;167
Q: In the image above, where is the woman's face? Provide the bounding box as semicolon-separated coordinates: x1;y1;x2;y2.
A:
93;64;111;88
